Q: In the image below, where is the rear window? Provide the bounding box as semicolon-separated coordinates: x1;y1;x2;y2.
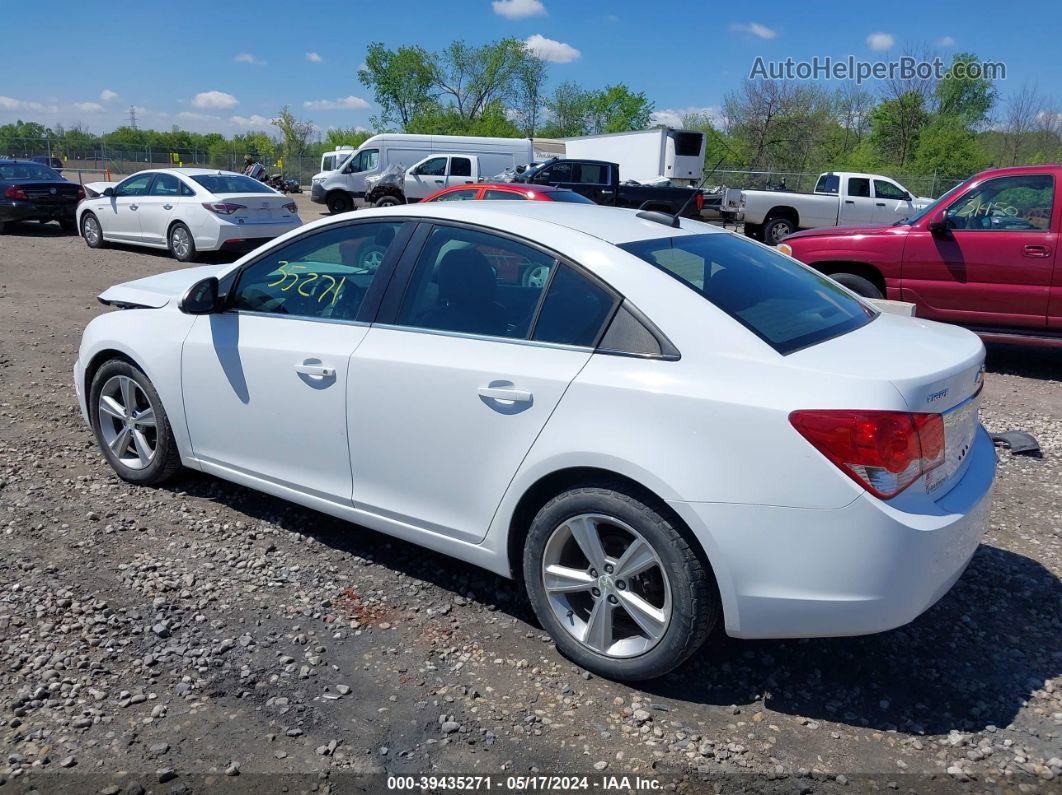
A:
191;174;275;194
0;163;61;181
617;233;876;354
545;190;594;203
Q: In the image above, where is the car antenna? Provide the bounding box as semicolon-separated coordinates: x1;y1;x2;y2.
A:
636;147;731;228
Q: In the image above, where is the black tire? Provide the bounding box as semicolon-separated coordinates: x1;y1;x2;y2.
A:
59;218;77;233
0;220;6;234
89;359;182;486
523;484;719;681
763;216;795;245
168;222;198;262
830;272;883;300
81;213;107;248
743;222;762;242
327;191;353;214
373;193;403;208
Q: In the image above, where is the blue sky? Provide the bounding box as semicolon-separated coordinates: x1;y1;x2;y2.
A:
3;0;1060;136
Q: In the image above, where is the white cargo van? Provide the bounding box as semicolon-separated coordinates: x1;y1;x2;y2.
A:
562;128;706;186
310;134;539;213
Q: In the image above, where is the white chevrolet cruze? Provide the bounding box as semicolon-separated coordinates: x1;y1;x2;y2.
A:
74;202;994;680
77;168;302;262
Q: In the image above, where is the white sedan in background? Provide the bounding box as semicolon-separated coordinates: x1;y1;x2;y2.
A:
77;168;301;261
74;202;994;680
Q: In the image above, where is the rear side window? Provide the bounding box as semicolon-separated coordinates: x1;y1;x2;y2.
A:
848;177;870;198
450;157;472;177
483;189;526;200
618;234;876;354
815;174;839;194
532;265;615;346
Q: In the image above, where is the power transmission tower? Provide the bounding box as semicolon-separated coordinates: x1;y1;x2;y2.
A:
127;106;138;129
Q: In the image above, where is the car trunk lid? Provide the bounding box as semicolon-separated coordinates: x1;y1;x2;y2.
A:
211;194;295;224
15;181;81;205
789;311;985;495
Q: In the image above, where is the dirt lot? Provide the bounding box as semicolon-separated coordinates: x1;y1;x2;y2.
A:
0;213;1060;794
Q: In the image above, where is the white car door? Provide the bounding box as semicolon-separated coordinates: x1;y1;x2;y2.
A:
136;171;183;246
102;173;154;241
347;223;618;542
872;178;917;224
445;155;476;190
839;175;875;225
404;155;448;201
181;220;406;503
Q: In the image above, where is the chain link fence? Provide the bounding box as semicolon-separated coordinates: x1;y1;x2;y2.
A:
706;169;966;199
0;138;323;186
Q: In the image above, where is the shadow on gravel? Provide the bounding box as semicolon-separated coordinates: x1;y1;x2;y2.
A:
165;472;1060;736
986;343;1062;382
0;220;74;237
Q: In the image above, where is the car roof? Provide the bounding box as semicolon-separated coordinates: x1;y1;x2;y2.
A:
127;167;245;177
351;201;726;245
441;183;570;192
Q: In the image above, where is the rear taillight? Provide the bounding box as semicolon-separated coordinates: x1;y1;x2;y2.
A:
283;202;297;213
696;192;704;210
789;410;945;499
4;185;27;200
201;202;245;215
76;185;85;201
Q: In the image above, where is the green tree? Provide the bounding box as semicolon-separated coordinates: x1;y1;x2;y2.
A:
324;127;373;150
429;38;530;121
272;105;315;160
934;52;997;127
587;84;653;134
540;81;594;137
513;52;548;136
913;117;989;176
359;42;436;129
868;92;928;167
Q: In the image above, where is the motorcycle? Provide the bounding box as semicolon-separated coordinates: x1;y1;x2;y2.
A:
266;174;302;193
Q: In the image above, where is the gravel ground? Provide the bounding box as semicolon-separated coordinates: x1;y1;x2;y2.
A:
0;214;1060;794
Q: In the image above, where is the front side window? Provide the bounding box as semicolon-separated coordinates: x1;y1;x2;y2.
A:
231;222;401;322
450;157;472;177
945;174;1055;231
431;188;479;202
539;162;571;183
416;157;447;177
618;233;875;354
544;190;594;204
115;174;153;197
874;180;908;200
847;177;870;198
397;225;557;339
150;173;180;196
346;148;380;173
192;174;274;194
483;189;526;200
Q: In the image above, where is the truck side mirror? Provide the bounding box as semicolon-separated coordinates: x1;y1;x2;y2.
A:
927;210;948;235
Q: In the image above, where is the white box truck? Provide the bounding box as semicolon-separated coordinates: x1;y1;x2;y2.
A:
561;128;706;186
310;134;540;213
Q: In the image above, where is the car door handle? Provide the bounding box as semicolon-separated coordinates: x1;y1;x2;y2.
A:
844;199;854;204
434;179;444;184
294;362;335;377
1023;244;1051;258
163;203;173;210
875;202;886;206
478;386;532;403
129;204;138;210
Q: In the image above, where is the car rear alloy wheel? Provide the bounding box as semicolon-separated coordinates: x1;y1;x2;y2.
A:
97;375;158;470
82;213;105;248
524;485;718;680
542;513;672;658
169;224;197;262
90;360;181;485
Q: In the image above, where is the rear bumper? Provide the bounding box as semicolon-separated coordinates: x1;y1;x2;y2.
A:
0;199;76;222
196;217;302;251
671;426;995;639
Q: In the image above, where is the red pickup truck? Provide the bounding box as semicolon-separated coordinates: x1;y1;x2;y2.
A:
781;165;1062;347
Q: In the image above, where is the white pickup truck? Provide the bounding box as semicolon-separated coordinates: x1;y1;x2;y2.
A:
736;172;934;244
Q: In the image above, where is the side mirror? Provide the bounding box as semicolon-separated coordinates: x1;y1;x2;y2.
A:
903;192;912;202
927;210;948;235
103;186;115;197
179;276;220;314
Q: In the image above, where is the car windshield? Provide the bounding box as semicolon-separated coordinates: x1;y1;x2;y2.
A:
618;233;876;354
546;190;594;203
893;179;969;226
191;174;275;194
0;163;61;181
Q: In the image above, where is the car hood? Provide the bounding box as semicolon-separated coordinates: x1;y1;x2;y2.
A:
98;264;226;309
785;223;898;241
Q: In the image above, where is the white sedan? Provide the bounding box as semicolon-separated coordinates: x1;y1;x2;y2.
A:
77;168;301;262
74;202;995;680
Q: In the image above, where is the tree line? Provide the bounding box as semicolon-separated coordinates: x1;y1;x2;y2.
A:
2;40;1059;187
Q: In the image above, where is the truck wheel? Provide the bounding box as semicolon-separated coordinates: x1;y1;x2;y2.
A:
830;273;883;300
763;217;795;245
326;191;353;215
743;222;762;241
374;194;403;208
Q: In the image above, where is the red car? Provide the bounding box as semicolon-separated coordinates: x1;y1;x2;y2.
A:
421;183;594;204
781;165;1062;347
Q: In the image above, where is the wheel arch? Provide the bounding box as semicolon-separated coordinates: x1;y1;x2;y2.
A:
813;260;887;296
764;205;800;226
